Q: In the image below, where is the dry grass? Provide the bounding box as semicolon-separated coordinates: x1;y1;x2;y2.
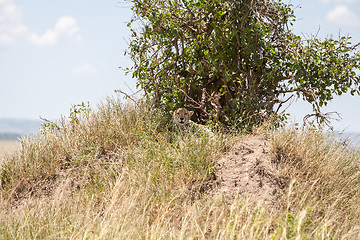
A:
0;98;360;239
0;140;19;165
270;127;360;238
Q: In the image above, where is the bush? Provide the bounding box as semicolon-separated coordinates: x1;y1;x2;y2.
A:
127;0;360;130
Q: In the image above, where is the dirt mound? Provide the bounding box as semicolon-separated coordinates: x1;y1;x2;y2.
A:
212;135;288;205
7;134;287;209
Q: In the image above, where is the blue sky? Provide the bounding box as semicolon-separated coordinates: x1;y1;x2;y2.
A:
1;0;360;132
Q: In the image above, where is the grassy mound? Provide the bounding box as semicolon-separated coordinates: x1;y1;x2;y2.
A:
0;98;360;239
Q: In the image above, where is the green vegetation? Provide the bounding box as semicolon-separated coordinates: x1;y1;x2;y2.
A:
127;0;360;129
0;99;359;239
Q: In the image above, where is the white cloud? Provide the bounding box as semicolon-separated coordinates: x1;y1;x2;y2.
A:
0;0;81;46
326;5;360;25
29;16;80;47
0;0;28;44
73;64;98;75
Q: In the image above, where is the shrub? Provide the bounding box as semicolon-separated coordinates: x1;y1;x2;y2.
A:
127;0;360;130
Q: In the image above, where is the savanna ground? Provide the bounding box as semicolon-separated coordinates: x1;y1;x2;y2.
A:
1;98;360;239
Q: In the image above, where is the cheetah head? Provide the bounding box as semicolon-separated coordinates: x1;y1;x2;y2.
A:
170;108;194;127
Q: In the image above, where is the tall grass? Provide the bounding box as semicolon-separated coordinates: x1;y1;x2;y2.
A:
270;127;360;238
0;98;360;239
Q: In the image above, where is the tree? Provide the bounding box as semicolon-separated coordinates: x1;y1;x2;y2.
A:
126;0;360;130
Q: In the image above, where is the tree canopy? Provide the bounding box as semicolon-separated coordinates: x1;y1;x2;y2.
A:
126;0;360;130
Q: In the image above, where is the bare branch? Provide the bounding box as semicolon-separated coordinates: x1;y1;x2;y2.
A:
275;94;294;114
303;111;341;131
114;89;139;106
39;116;61;130
350;42;360;50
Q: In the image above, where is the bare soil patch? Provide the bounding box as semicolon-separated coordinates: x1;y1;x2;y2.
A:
211;135;288;206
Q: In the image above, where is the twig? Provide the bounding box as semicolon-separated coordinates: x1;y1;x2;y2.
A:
275;94;294;114
179;89;202;109
124;82;135;95
350;42;360;50
114;89;138;106
39;116;61;130
303;111;341;131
